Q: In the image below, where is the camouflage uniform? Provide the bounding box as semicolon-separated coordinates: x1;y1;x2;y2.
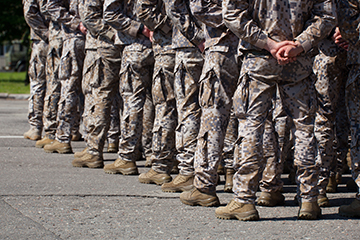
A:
260;86;293;193
23;0;49;132
189;0;240;192
313;38;349;194
338;0;360;200
334;68;350;176
103;0;154;162
79;0;122;156
223;0;336;204
141;88;155;161
137;0;177;173
43;3;64;139
163;0;204;176
47;0;85;144
107;94;121;146
222;110;238;170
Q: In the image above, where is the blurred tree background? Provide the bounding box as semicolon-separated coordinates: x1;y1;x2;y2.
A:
0;0;29;42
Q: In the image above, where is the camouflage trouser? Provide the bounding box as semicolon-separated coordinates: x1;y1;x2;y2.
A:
27;40;48;130
107;93;121;145
260;85;293;192
335;79;350;175
313;47;346;194
258;116;283;193
117;43;154;162
233;54;317;204
222;110;238;169
141;87;155;161
81;49;96;143
85;45;122;155
194;48;238;192
150;52;177;174
55;37;85;143
334;50;350;176
43;38;63;138
345;64;360;200
175;47;203;176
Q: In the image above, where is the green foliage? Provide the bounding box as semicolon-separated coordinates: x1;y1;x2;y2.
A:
0;72;30;94
0;0;29;42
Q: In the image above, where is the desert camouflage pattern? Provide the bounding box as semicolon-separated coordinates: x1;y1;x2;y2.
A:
27;41;48;131
187;0;239;191
43;37;63;138
222;110;238;169
224;0;336;204
47;0;86;143
106;93;121;145
56;37;85;143
23;0;49;131
313;38;349;194
117;44;154;162
163;0;204;49
23;0;49;42
338;0;360;199
137;0;177;173
80;0;123;155
102;0;154;162
141;88;155;161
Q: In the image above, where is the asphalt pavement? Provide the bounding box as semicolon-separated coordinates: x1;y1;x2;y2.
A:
0;98;359;239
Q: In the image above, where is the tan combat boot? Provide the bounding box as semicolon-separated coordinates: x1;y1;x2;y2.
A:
138;169;172;185
224;168;235;193
72;153;104;168
317;193;330;207
74;147;88;158
24;128;41;141
257;191;285;207
35;135;55;148
44;140;73;154
298;201;322;220
326;175;337;193
215;199;259;221
339;199;360;218
161;174;194;192
107;142;118;153
104;159;138;175
180;188;220;207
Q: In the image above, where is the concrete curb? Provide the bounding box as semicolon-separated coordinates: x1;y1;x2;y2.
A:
0;93;29;100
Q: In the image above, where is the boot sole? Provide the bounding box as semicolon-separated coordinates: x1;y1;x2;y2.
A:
180;198;220;207
36;142;54;148
298;212;321;220
216;212;259;221
44;149;73;154
72;162;104;168
24;135;41;141
257;199;285;207
139;178;170;185
162;185;193;193
104;168;138;175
